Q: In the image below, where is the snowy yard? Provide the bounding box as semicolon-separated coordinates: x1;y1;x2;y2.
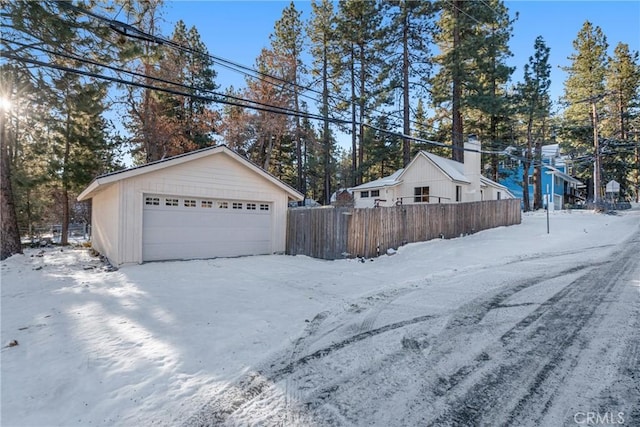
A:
2;208;639;426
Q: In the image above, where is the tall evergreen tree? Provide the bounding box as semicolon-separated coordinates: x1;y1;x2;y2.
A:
0;68;23;259
243;48;291;173
561;21;609;201
116;0;167;163
381;0;435;167
432;0;471;163
2;0;120;253
309;0;338;204
466;0;515;181
272;2;306;195
334;0;386;185
602;43;640;199
154;20;219;157
516;36;551;211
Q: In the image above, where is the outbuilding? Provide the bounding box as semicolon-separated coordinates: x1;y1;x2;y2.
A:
78;145;303;266
350;136;514;208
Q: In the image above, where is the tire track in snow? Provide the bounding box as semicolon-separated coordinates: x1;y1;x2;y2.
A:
184;237;637;426
425;231;640;427
183;285;422;426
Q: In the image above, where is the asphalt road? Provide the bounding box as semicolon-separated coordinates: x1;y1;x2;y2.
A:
186;220;640;427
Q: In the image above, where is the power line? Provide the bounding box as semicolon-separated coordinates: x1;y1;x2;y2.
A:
1;52;350;126
8;40;322;121
59;1;446;143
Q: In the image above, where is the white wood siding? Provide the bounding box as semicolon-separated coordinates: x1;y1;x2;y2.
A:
94;151;291;264
353;187;397;208
398;156;460;204
90;183;121;264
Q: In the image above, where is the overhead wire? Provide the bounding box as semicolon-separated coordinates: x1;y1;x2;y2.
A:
7;1;577;160
8;40;326;121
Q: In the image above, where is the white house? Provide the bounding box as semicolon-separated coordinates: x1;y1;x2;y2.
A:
77;145;303;265
350;136;513;208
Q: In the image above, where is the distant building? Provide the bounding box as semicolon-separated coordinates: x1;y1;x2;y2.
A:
350;136;514;209
500;143;585;211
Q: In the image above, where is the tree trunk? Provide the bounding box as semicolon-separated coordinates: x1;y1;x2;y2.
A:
533;128;543;210
451;0;464;163
350;44;357;186
61;106;71;246
358;44;366;184
0;108;23;259
402;6;411;167
322;40;331;205
522;118;534;212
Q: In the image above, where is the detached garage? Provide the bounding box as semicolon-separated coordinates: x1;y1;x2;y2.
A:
77;145;303;266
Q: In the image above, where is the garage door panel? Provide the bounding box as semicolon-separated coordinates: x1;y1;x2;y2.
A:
142;195;273;261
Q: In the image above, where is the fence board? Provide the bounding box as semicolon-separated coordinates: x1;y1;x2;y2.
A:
286;199;522;260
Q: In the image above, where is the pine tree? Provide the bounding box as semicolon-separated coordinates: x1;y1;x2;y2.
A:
272;2;306;195
561;21;609;201
334;0;386;185
244;48;290;172
116;0;167;163
155;20;219;157
432;0;473;162
466;0;515;181
309;0;338;204
2;0;120;252
602;43;640;199
381;0;436;167
515;36;551;211
1;68;23;259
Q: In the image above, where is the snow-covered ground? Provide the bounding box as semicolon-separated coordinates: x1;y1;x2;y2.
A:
2;207;639;426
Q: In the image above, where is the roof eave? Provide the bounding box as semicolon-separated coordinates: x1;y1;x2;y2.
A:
76;145;304;202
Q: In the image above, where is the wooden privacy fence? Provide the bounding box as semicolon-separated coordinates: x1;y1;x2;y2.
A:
286;199;521;260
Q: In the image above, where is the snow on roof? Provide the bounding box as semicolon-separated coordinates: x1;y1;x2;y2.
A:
420;151;471;184
350;149;474;191
544;165;582;186
542;144;560;158
350;169;404;190
77;145;303;202
480;175;515;198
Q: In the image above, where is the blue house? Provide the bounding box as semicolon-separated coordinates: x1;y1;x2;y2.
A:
500;144;585;211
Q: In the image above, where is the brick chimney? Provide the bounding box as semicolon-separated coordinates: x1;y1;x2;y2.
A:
464;134;482;201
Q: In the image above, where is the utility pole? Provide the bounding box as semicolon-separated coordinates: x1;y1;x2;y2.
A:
576;92;610;205
591;99;601;204
635;129;639;203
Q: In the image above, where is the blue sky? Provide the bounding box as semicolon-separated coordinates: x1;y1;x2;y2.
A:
157;0;640;107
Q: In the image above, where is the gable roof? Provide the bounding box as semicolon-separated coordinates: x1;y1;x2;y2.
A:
350;150;472;192
350;168;404;190
480;176;515;198
77;145;304;202
419;151;471;184
544;165;583;186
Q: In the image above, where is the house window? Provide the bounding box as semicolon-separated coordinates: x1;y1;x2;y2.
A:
218;201;228;209
456;186;462;202
414;186;429;203
361;191;369;198
184;199;196;207
260;204;270;211
145;197;159;206
201;200;213;208
528;176;534;186
165;198;179;207
497;191;502;200
232;202;243;210
371;190;380;197
246;203;257;210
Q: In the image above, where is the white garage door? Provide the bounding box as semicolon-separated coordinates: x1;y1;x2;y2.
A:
142;194;273;261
